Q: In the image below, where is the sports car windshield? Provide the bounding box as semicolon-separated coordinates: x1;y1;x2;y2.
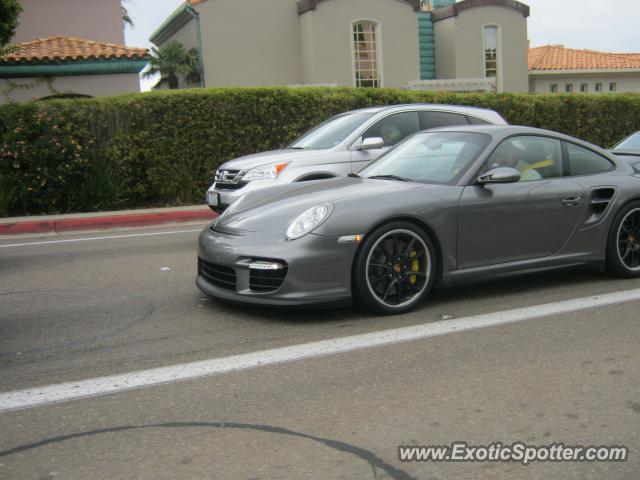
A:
288;112;375;150
360;131;491;184
615;132;640;150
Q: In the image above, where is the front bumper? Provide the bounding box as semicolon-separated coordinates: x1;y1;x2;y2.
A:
196;225;358;307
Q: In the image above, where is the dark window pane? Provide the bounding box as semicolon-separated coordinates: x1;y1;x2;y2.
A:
466;115;491;125
363;112;420;147
566;143;614;176
422;111;469;129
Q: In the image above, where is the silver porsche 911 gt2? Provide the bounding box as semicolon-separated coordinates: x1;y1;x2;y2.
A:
197;125;640;314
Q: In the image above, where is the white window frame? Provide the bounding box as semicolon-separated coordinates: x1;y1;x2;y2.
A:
482;24;502;92
350;19;384;88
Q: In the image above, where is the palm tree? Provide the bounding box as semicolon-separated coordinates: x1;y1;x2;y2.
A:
143;41;201;90
121;0;134;28
122;6;134;28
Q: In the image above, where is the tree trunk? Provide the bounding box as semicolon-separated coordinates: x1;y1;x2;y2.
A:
168;74;179;90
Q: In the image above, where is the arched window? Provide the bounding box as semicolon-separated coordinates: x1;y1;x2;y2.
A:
352;20;381;88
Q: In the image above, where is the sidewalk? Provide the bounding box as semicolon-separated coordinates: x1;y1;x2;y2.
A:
0;205;218;236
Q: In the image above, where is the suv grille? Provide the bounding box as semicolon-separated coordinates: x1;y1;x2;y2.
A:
249;267;287;293
198;258;236;290
214;169;246;191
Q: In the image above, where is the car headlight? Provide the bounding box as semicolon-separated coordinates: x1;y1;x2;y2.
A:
242;162;289;181
286;203;334;240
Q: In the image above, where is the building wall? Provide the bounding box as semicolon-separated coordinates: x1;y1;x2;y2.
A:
13;0;125;44
195;0;303;87
435;5;529;92
299;0;420;88
0;74;141;104
530;72;640;94
299;13;317;85
155;17;200;89
156;18;198;52
434;16;456;80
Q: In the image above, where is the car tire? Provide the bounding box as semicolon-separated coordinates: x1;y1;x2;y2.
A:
353;221;437;315
606;200;640;278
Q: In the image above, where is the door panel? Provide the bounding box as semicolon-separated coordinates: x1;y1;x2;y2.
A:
457;180;585;269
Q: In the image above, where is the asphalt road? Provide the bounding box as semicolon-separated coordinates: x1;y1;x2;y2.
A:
1;222;639;479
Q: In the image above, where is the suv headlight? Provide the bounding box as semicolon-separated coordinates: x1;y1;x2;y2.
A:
286;203;334;240
242;162;289;181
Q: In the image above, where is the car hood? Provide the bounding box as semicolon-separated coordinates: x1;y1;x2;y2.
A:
216;177;427;233
219;148;337;171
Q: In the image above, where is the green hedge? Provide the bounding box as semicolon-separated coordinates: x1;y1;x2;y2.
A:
1;87;640;216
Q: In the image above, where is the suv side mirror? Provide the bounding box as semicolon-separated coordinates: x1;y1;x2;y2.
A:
357;137;385;151
477;167;521;185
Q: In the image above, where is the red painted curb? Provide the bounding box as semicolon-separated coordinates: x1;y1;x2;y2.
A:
0;220;56;236
0;209;218;236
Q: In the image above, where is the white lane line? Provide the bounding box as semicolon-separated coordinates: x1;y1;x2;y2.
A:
0;229;203;248
1;287;639;414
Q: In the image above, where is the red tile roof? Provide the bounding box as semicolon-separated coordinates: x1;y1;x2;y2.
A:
2;36;149;63
620;53;640;62
529;45;640;71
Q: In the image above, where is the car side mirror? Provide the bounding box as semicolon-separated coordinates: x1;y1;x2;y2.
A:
477;167;521;185
357;137;385;151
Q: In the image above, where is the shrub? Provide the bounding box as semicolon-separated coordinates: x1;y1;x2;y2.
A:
1;87;640;216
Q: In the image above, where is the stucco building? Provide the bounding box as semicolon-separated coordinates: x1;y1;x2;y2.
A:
0;0;148;103
151;0;530;92
529;45;640;94
432;0;529;92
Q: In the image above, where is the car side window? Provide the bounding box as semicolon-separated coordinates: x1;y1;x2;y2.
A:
466;115;491;125
481;136;564;182
565;143;614;176
362;112;420;147
421;111;469;129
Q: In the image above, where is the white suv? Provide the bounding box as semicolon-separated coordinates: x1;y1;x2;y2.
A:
206;104;507;211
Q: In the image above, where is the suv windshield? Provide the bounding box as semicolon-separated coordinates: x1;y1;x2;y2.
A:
360;131;491;185
615;132;640;150
288;112;375;150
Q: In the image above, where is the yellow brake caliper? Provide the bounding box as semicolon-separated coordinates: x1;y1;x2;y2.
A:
409;250;419;284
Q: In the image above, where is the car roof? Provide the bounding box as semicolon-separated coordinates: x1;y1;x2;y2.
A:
344;103;506;123
420;125;620;158
421;124;571;138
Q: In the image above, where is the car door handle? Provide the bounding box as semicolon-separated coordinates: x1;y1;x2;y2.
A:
562;195;584;207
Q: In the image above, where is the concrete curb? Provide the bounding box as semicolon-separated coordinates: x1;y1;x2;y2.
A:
0;206;218;236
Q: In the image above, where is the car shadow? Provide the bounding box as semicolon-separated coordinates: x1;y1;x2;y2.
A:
202;297;366;325
429;269;610;304
201;268;631;324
